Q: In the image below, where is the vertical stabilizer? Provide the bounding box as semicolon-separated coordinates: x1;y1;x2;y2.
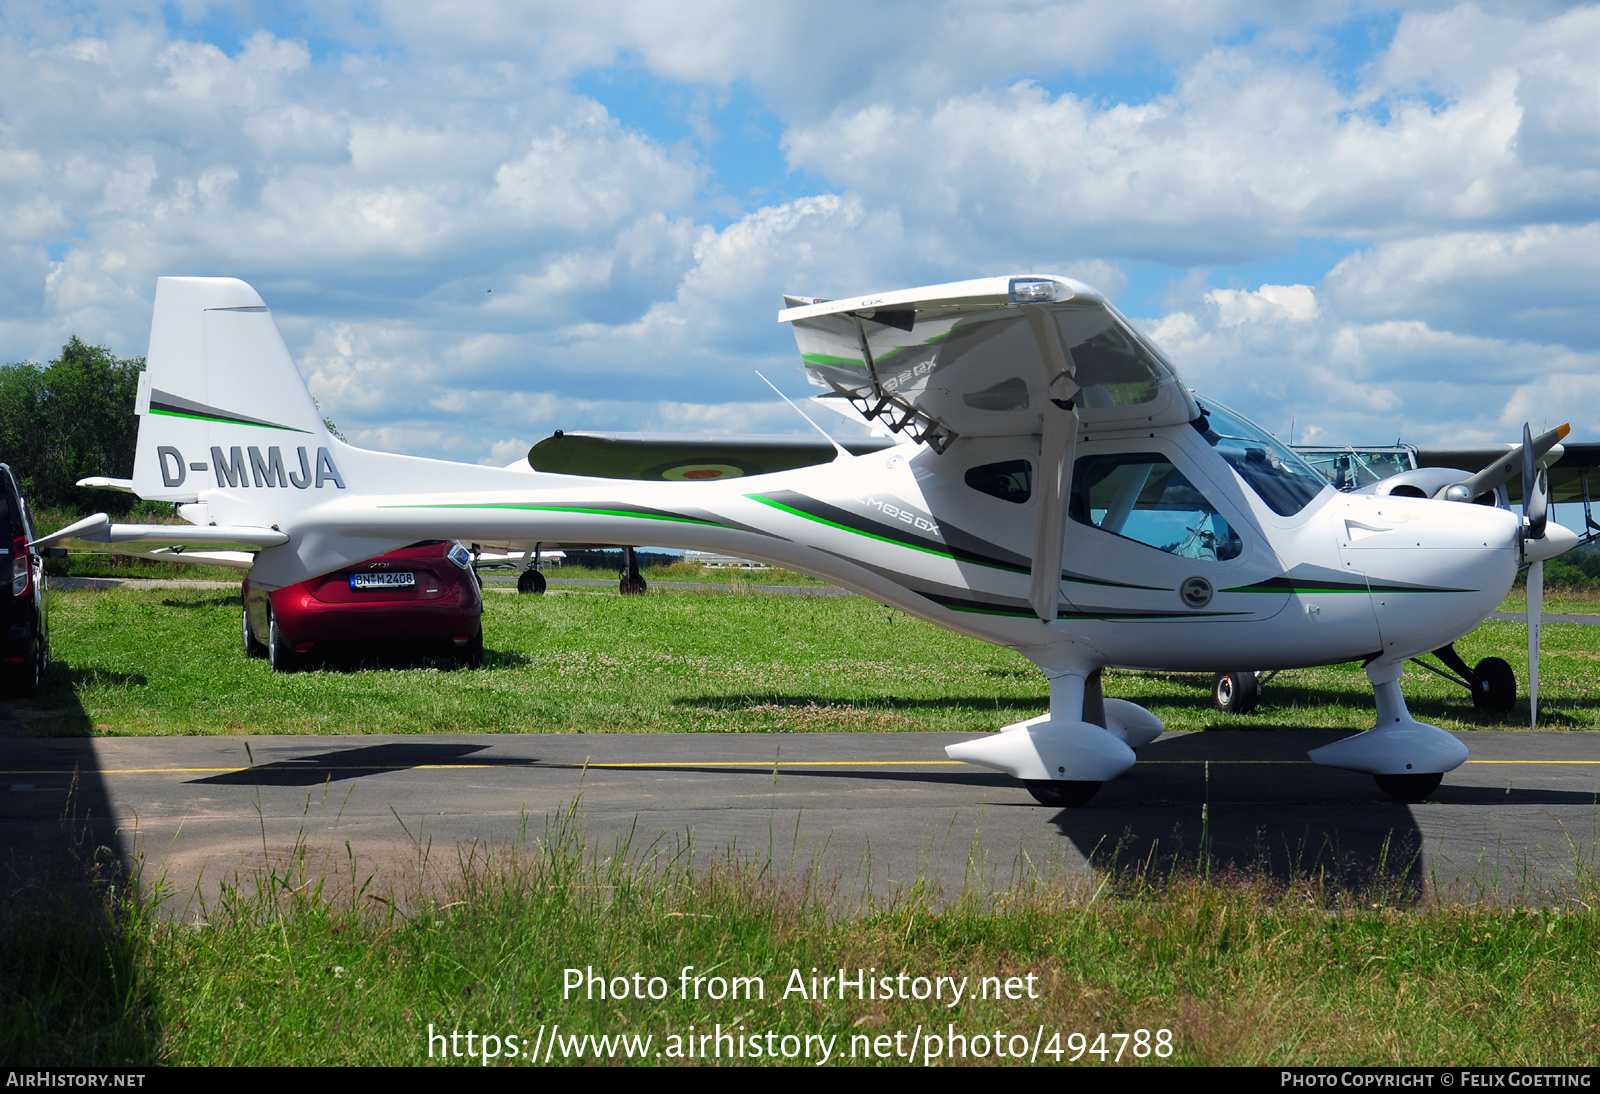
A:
132;277;330;514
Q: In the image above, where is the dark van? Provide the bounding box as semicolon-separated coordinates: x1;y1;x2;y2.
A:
0;464;54;697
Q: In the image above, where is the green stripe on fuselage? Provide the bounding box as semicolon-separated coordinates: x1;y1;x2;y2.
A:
378;502;725;526
746;493;1028;574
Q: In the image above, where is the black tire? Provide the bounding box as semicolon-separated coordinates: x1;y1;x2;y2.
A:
460;629;484;669
2;638;42;699
1374;772;1443;801
267;615;298;673
619;575;648;596
1212;671;1260;714
242;607;266;658
517;569;547;595
1471;657;1516;713
1024;780;1102;807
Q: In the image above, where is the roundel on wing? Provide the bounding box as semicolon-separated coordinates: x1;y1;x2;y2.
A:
659;463;747;481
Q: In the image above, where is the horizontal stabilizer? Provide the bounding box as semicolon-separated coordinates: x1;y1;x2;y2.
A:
76;476;137;493
32;512;289;549
103;547;256;570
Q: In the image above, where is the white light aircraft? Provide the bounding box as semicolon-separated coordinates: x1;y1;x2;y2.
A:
39;275;1580;807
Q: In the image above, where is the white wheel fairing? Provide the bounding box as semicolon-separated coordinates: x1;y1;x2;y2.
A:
945;720;1136;783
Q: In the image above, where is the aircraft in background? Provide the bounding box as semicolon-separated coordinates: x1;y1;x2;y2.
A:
45;274;1580;809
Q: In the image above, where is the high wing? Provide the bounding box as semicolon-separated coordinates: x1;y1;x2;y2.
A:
782;274;1199;621
780;275;1197;450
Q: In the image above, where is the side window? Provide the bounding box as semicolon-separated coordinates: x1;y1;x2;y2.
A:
965;459;1032;504
1070;453;1242;561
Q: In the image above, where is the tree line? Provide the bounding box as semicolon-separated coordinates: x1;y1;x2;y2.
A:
0;337;143;516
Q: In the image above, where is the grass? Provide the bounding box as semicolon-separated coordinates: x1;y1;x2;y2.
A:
7;803;1599;1066
12;583;1600;737
8;585;1599;1066
46;553;245;582
1498;587;1600;615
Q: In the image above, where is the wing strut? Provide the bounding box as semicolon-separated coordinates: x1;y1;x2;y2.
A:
1022;306;1081;622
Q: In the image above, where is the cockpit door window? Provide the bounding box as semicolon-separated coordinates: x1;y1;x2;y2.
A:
1070;453;1243;561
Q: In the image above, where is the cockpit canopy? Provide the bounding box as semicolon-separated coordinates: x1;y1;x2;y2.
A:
1192;398;1329;516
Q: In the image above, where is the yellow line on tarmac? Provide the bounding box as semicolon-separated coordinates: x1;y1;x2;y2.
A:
570;760;965;768
1142;759;1600;767
4;758;1597;778
1;760;969;776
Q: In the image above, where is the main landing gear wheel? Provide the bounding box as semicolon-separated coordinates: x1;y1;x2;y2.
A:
1024;780;1102;808
1470;657;1516;713
619;575;648;596
1373;773;1443;801
1211;671;1260;715
517;569;547;595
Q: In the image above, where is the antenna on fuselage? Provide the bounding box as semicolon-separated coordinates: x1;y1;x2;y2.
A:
755;371;852;461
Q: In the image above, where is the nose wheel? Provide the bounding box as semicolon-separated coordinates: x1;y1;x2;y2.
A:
619;546;648;595
1211;671;1261;714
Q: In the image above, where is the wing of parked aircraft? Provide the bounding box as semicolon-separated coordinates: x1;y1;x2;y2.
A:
526;431;897;480
1296;437;1600;543
1413;442;1600;506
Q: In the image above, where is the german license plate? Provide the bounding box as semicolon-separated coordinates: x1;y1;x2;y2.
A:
350;571;415;590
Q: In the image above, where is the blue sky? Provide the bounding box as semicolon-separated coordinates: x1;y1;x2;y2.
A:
2;1;1599;467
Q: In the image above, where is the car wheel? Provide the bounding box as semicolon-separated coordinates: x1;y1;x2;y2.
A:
460;629;485;669
1212;671;1260;714
2;639;41;699
268;614;298;673
243;607;266;658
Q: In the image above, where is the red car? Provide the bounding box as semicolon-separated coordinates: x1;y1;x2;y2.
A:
243;540;484;672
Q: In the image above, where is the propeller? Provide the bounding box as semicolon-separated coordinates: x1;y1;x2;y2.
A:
1436;423;1567;502
1521;423;1552;727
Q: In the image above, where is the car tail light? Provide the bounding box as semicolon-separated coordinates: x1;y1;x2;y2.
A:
447;543;474;571
12;535;29;597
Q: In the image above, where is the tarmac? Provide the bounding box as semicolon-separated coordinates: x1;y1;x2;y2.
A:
4;728;1596;912
23;576;1599;909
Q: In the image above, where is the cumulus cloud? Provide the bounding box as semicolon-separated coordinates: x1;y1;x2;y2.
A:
1325;223;1600;348
1140;280;1600;448
0;2;1597;463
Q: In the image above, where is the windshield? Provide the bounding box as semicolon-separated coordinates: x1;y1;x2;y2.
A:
1192;398;1328;517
